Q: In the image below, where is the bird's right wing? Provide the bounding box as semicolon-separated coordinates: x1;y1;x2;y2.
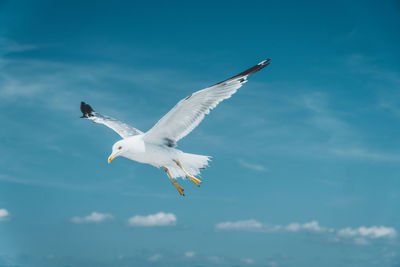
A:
80;101;143;139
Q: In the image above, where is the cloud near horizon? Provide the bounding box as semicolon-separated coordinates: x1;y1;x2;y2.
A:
0;209;10;221
337;226;396;245
147;254;162;262
184;251;196;258
237;159;266;172
215;219;396;245
70;212;114;224
215;219;331;233
128;212;177;227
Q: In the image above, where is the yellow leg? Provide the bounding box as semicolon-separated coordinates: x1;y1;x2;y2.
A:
173;160;202;187
162;166;184;196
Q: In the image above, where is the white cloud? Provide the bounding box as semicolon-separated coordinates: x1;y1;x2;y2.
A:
354;237;369;245
297;91;400;163
346;53;400;85
285;220;332;233
215;219;263;231
215;219;330;233
285;222;301;232
70;212;114;224
241;258;255;264
128;212;176;227
148;254;162;262
207;256;224;264
332;148;400;162
338;226;396;239
302;221;324;232
0;209;10;221
215;219;396;245
0;38;41;54
237;159;266;172
184;251;195;258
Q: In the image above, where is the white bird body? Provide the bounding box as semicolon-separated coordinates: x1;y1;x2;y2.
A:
112;135;210;178
80;59;270;195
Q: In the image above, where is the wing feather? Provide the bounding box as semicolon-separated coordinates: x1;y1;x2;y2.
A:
143;59;270;146
80;102;143;138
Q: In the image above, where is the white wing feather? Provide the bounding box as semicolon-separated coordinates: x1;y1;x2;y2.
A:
143;59;270;146
88;113;143;138
80;102;143;139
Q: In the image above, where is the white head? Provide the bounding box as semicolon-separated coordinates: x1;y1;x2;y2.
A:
108;139;129;163
108;136;145;163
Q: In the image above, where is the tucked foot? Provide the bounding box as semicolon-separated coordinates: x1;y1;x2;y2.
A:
162;166;185;196
173;160;202;187
187;175;202;187
172;181;185;196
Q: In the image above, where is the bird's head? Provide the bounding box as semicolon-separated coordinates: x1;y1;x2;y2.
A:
108;139;128;164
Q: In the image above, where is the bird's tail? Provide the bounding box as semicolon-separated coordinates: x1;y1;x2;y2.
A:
167;153;211;179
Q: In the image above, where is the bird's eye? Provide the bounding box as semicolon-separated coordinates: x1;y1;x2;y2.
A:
118;146;122;150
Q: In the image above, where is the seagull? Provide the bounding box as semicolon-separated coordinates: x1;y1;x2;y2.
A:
81;59;270;195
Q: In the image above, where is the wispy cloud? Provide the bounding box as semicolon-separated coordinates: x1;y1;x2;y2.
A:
207;255;225;264
337;226;396;245
0;174;33;185
0;39;194;107
237;159;266;172
215;219;396;245
147;254;162;262
127;212;177;227
0;209;10;221
285;220;332;233
0;39;188;132
241;258;255;264
184;251;196;258
0;174;109;192
267;261;279;267
215;219;263;231
300;92;353;143
332;148;400;162
347;53;400;123
347;53;400;85
296;91;400;162
215;219;330;233
70;212;114;224
0;38;42;54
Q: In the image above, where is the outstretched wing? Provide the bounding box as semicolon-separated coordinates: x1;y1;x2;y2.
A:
80;101;143;138
143;59;270;147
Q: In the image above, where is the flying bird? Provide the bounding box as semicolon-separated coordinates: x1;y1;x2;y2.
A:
81;59;270;195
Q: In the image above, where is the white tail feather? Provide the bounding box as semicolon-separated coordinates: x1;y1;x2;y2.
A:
167;153;211;179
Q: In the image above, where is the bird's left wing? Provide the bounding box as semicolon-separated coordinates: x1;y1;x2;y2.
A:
143;59;270;147
80;101;143;138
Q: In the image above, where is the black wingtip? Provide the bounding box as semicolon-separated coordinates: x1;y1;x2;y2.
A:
244;58;271;75
80;101;95;118
212;58;271;87
231;58;271;80
258;58;271;66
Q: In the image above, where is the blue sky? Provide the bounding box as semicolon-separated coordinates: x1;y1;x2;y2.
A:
1;0;400;266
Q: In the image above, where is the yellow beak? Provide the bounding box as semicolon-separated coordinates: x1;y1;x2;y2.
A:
108;151;120;164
